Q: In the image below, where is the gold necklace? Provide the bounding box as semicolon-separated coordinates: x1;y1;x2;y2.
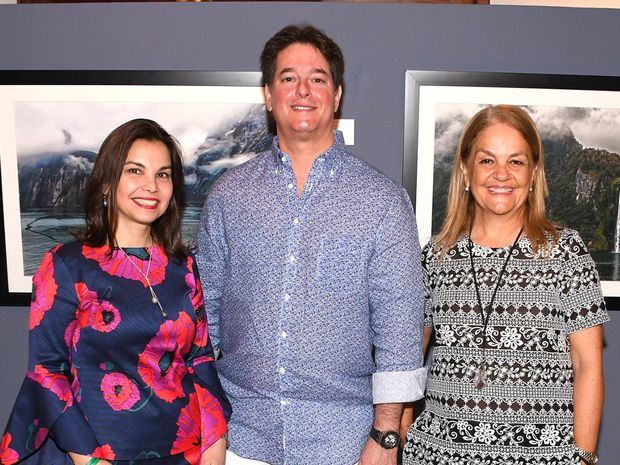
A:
118;245;167;319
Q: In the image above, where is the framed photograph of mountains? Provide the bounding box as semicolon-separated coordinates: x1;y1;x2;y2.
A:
404;70;620;306
0;70;355;305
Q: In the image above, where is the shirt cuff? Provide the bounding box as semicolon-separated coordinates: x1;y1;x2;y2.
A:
372;367;427;404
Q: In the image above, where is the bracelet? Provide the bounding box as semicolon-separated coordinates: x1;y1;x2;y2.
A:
86;458;101;465
576;446;599;465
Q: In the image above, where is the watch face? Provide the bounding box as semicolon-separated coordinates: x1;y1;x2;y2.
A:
382;432;399;449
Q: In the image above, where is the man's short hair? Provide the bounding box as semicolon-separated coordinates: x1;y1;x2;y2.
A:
260;24;345;91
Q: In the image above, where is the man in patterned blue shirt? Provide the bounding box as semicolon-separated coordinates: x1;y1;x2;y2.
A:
196;24;426;465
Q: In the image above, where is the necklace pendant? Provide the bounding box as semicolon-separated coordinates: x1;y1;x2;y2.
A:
474;365;487;390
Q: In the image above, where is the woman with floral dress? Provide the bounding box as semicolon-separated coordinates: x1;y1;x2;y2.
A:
402;105;608;465
0;119;229;465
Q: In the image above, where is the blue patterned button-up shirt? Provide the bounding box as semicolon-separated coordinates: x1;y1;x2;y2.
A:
196;131;426;465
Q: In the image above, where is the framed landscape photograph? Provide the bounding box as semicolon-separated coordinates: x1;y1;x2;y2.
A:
404;70;620;305
0;70;355;305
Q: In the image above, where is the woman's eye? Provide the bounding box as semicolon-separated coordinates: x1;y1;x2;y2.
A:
127;168;142;174
157;171;171;179
479;159;492;165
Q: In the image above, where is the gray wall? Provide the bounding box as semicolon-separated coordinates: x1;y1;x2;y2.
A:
0;2;618;460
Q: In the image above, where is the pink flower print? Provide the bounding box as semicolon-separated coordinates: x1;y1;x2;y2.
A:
70;363;81;403
27;365;73;411
138;312;194;403
0;432;19;465
194;383;227;450
100;372;140;411
92;444;116;460
64;319;78;351
29;251;59;330
82;244;167;286
171;390;201;463
185;256;203;312
74;282;121;333
31;419;49;449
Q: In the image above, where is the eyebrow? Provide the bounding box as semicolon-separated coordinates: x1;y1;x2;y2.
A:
124;160;172;170
475;149;528;158
278;67;329;76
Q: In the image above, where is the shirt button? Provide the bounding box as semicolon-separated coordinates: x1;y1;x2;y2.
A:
293;218;299;225
278;367;286;374
287;183;294;189
289;255;296;263
284;293;291;301
280;399;290;406
281;331;288;338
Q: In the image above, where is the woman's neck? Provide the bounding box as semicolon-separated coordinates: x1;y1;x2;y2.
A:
470;216;524;248
114;225;153;248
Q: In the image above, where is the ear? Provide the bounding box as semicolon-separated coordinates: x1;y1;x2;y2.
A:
334;85;342;113
460;162;468;180
263;84;272;112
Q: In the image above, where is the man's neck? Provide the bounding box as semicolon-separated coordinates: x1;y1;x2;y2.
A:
278;131;335;195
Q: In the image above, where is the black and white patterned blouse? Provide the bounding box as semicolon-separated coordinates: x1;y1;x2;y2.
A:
403;228;609;465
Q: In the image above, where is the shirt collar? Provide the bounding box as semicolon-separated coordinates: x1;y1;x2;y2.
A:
271;130;347;177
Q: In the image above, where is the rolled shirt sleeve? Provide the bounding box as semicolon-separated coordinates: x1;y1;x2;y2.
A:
369;187;427;404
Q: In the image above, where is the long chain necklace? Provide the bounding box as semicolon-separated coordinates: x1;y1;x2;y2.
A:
467;226;522;390
118;244;168;319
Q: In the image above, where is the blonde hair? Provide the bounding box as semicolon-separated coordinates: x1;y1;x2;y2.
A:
434;105;557;254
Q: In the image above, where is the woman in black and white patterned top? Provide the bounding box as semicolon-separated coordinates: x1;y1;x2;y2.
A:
403;105;608;465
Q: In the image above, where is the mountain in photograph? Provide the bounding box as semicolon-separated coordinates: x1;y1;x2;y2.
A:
17;105;272;210
431;120;620;252
184;104;273;205
18;150;96;209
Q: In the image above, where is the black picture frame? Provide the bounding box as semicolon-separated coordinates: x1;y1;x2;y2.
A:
404;70;620;309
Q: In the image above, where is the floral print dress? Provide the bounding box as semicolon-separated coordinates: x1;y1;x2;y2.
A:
0;242;230;465
403;229;609;465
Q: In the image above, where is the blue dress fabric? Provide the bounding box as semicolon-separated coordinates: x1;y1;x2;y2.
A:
0;241;230;465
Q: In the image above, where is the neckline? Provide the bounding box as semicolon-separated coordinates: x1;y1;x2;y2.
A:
465;234;526;253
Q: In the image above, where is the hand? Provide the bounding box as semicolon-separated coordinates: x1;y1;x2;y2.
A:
68;452;113;465
358;438;397;465
200;436;227;465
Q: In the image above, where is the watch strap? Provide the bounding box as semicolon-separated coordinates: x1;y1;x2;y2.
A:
576;446;599;464
369;427;400;449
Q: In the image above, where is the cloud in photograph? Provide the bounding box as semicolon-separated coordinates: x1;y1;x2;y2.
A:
15;101;262;163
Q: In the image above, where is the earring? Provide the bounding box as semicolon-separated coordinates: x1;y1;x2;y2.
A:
103;194;108;207
529;186;533;192
465;185;470;192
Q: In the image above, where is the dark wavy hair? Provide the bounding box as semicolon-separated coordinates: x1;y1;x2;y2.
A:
76;118;187;257
260;24;345;91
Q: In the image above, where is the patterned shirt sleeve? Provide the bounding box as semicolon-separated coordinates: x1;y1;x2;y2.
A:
184;256;230;452
196;191;229;352
559;230;610;334
0;247;100;464
369;187;427;404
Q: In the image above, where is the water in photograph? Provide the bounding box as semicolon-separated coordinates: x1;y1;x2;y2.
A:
20;206;204;275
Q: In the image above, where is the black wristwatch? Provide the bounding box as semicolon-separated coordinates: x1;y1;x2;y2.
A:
369;427;400;449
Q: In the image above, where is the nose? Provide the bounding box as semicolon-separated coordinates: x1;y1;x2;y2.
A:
141;176;158;192
493;163;509;181
296;78;310;98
